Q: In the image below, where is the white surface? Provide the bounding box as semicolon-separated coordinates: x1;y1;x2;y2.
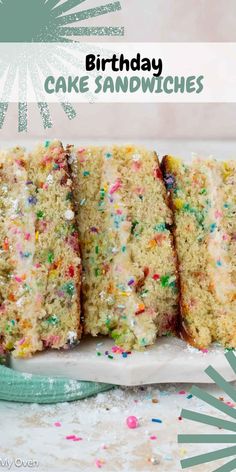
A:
1;382;236;472
10;336;234;386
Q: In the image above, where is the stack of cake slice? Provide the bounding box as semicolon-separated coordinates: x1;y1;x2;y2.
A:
0;142;81;357
162;155;236;349
69;145;179;350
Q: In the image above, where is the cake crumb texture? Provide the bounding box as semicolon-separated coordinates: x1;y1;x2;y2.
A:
162;155;236;349
69;145;179;350
0;141;81;358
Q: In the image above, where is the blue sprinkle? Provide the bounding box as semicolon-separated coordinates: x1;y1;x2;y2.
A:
210;223;217;233
122;352;128;358
28;196;37;205
105;152;112;159
216;260;222;267
20;251;31;258
152;418;162;423
83;171;90;177
187;394;193;399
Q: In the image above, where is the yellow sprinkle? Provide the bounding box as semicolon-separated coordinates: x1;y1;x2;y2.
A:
126;146;134;153
174;198;184;210
35;231;39;241
222;162;233;180
179;448;187;458
148;239;157;248
167;155;182;171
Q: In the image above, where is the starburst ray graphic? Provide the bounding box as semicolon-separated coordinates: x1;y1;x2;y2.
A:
0;0;124;131
178;352;236;471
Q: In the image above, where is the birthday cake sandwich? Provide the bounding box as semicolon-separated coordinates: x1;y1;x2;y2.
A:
0;141;81;358
162;155;236;349
69;145;179;351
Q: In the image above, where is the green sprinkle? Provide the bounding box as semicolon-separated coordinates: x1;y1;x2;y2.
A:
105;152;112;159
131;220;139;235
95;268;100;277
121;245;126;252
83;171;90;177
66;192;73;201
95;246;99;254
160;275;170;288
100;188;105;199
36;210;45;219
44;140;50;148
63;281;75;296
48;251;54;264
108;355;114;359
154;223;166;232
97;351;102;356
200;188;207;195
53;163;59;170
47;315;59;325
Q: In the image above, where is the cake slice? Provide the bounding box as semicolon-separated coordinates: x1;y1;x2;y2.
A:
162;155;236;349
69;145;179;350
0;142;82;357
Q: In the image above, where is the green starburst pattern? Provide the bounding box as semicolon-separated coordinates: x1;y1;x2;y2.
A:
178;351;236;472
0;0;124;131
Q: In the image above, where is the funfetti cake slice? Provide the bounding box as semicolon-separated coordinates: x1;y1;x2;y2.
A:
69;145;179;350
162;155;236;349
0;147;30;353
0;142;82;358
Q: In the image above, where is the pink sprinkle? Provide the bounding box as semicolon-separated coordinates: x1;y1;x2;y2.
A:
112;346;123;354
54;422;61;427
34;263;41;269
126;416;139;429
73;437;83;442
215;210;223;219
95;459;103;468
25;233;31;241
135;186;145;195
101;444;108;450
15;276;22;283
78;148;85;154
132;161;141;172
18;338;25;346
116;209;122;215
66;435;82;441
226;402;235;408
179;390;186;395
201;349;209;354
223;234;229;241
109;180;121;194
66;435;76;440
150;435;157;440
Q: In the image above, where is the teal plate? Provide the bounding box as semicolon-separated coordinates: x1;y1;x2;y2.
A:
0;365;114;404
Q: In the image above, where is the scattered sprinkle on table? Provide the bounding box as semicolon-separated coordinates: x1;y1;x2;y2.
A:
151;418;162;423
126;416;139;429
